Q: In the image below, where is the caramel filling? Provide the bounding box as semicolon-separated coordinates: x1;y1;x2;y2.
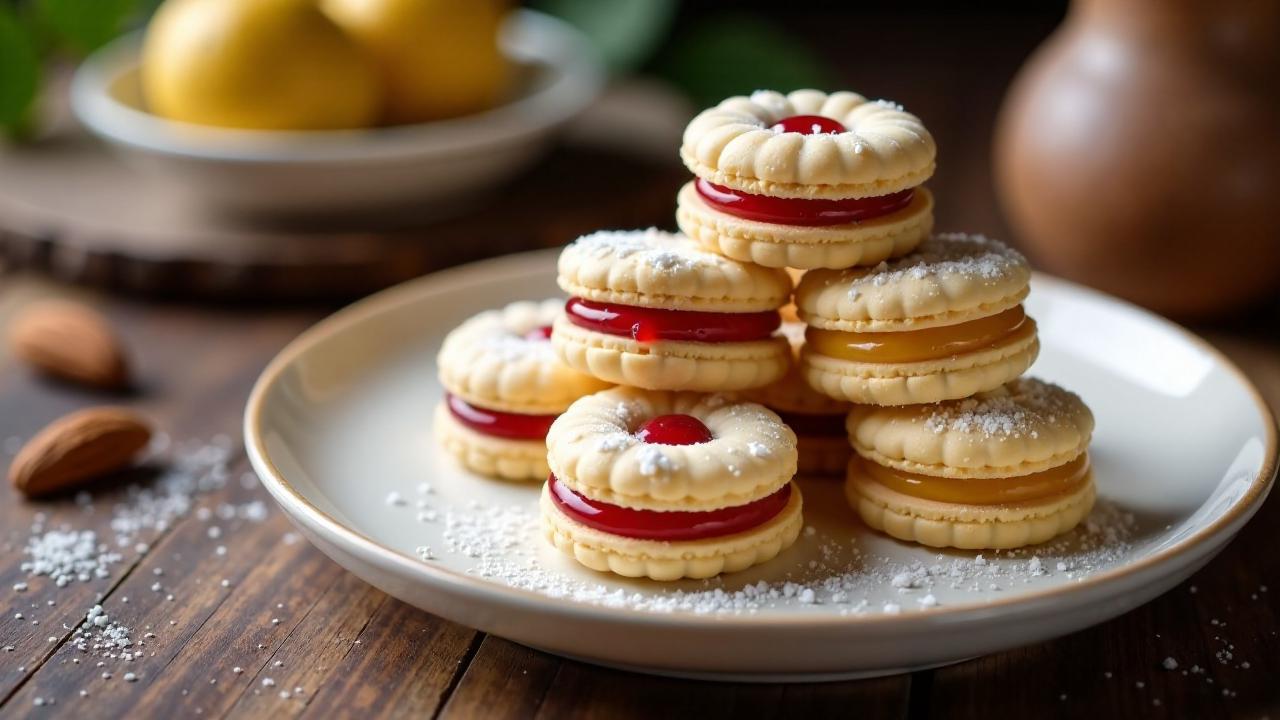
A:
807;306;1034;364
860;453;1091;505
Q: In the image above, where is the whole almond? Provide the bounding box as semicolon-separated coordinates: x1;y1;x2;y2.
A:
8;300;130;389
9;407;152;497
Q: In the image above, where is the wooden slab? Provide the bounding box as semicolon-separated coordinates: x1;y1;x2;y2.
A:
0;125;686;302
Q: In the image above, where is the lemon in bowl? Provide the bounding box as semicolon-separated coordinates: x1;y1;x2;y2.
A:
143;0;381;130
321;0;510;124
72;8;603;216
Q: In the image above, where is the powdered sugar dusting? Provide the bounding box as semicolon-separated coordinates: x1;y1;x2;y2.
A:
636;446;676;476
434;494;1141;616
924;378;1083;440
569;228;726;276
855;233;1026;291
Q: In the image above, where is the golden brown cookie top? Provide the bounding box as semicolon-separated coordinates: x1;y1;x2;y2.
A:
797;233;1031;332
557;229;792;312
681;89;935;200
847;377;1094;479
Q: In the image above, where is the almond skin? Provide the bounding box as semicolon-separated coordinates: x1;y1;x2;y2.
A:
9;407;152;498
8;300;130;389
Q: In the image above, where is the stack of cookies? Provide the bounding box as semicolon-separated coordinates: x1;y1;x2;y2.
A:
437;89;1097;581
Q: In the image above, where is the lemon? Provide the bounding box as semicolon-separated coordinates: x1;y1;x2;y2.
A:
142;0;381;130
321;0;509;124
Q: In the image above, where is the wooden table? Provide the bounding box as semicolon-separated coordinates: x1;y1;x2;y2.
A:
2;179;1278;720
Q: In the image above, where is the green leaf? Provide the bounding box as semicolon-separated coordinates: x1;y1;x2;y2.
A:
0;4;40;133
35;0;143;55
533;0;677;74
656;15;835;108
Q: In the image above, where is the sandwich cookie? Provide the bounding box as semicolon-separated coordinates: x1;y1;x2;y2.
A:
677;89;935;269
744;323;852;475
436;299;610;481
542;387;803;580
846;378;1096;549
797;233;1038;406
553;229;793;392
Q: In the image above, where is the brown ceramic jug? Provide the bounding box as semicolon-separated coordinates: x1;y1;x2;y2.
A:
994;0;1280;318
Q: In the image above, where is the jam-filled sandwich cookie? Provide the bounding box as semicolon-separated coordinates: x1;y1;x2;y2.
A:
542;387;803;580
553;229;792;392
436;299;611;481
846;378;1096;550
744;323;852;475
677;89;935;269
797;233;1038;406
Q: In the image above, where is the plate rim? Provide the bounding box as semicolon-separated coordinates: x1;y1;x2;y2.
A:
244;247;1278;629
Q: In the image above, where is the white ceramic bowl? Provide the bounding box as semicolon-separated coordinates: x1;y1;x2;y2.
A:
70;10;603;216
244;249;1276;681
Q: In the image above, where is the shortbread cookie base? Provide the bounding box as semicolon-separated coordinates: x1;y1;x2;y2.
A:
552;315;789;392
802;333;1039;406
796;233;1032;333
676;182;933;269
846;465;1096;550
434;402;548;482
797;434;851;476
546;387;798;510
438;299;610;414
541;482;804;581
848;378;1095;479
681;90;936;200
557;229;792;313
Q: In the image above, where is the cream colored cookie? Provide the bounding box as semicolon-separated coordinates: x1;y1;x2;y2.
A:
680;89;936;200
846;463;1096;550
434;401;548;481
557;228;791;313
676;182;933;270
744;322;850;415
797;233;1032;333
552;314;790;393
802;331;1040;406
545;387;798;511
847;377;1094;479
743;323;851;476
541;481;804;580
438;299;611;414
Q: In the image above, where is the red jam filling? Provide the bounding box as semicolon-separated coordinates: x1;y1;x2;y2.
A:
695;179;914;227
564;297;780;344
549;475;792;541
696;113;911;227
771;115;847;134
636;414;714;445
775;411;847;438
445;393;557;441
524;324;553;341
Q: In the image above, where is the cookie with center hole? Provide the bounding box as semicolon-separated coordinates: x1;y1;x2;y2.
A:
542;387;803;581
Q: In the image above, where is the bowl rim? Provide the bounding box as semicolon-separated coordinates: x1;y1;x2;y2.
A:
244;247;1279;631
70;8;605;164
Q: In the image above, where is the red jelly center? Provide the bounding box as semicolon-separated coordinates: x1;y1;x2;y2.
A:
446;393;557;441
775;411;848;438
564;297;780;343
549;475;792;541
771;114;847;135
696;179;914;227
636;414;713;446
524;325;553;341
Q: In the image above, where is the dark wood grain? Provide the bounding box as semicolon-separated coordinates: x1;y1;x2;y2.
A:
0;130;686;302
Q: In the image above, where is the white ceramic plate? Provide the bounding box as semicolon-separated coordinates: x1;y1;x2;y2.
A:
71;10;603;216
245;249;1276;681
